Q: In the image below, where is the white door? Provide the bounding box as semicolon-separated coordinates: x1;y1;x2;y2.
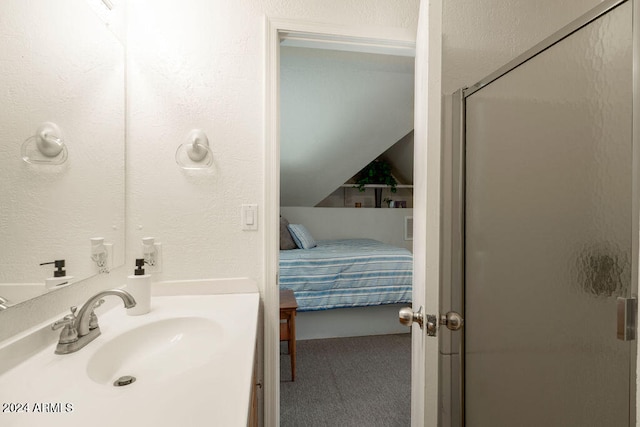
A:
265;2;444;425
407;1;443;426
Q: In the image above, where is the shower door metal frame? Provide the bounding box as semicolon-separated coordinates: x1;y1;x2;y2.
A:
445;0;639;424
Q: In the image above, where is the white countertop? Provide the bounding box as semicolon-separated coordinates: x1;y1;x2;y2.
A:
0;278;259;427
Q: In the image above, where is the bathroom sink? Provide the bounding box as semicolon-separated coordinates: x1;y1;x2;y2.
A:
86;316;223;385
0;279;259;427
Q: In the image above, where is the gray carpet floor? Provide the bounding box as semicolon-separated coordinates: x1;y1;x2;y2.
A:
280;333;411;427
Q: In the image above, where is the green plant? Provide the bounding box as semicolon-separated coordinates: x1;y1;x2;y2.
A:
354;159;397;193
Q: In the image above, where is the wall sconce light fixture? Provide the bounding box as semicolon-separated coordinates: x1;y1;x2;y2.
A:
21;122;68;165
175;129;213;170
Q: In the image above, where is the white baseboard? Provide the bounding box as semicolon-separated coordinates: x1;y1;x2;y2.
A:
296;304;410;340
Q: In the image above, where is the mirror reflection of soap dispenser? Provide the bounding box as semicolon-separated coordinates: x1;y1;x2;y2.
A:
40;259;74;289
125;258;151;316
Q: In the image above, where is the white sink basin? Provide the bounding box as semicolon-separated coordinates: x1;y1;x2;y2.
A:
86;316;224;386
0;279;259;427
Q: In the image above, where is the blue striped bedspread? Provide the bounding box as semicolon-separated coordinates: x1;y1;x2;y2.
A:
279;239;412;311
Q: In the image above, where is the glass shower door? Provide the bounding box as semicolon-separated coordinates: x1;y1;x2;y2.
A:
463;1;633;425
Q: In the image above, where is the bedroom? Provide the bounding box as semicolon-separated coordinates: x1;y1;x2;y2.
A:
279;42;414;328
277;42;415;424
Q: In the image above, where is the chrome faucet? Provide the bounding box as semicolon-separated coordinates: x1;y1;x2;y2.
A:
51;289;136;355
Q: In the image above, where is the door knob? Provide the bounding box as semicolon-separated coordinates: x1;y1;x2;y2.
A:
399;307;464;337
399;306;424;328
440;311;464;331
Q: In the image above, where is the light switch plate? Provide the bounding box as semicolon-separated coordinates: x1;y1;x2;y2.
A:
241;204;258;231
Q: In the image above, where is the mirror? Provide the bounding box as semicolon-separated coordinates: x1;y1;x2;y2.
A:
0;0;125;308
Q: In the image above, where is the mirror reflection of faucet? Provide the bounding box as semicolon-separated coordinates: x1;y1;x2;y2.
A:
39;259;74;289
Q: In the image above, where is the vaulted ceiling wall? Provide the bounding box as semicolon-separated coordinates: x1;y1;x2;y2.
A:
280;46;414;207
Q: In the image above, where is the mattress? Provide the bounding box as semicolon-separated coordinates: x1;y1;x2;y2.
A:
279;238;412;311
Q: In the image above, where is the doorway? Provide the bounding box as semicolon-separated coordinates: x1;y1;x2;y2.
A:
278;40;414;426
263;20;422;427
279;39;415;426
451;0;637;424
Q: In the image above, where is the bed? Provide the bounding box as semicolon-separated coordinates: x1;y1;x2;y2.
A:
279;238;413;312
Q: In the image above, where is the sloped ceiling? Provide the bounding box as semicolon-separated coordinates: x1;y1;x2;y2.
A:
280;46;414;207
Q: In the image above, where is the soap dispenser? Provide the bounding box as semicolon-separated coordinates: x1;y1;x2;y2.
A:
40;260;74;289
125;258;151;316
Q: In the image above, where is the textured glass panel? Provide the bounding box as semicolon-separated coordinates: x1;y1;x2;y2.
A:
464;3;632;426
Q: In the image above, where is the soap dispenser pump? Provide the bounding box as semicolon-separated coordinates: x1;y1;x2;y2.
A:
125;258;151;316
40;259;74;289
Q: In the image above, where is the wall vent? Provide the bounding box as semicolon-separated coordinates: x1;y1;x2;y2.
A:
404;216;413;241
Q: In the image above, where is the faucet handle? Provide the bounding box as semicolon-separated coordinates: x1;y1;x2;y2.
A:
88;299;105;330
52;306;77;326
51;315;73;330
51;307;78;344
52;306;76;328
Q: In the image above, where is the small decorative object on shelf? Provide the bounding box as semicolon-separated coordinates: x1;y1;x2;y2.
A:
354;159;397;208
354;159;397;192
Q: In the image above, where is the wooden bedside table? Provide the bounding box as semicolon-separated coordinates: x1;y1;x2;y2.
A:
280;289;298;381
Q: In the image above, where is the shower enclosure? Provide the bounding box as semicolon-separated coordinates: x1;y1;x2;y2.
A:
448;0;637;425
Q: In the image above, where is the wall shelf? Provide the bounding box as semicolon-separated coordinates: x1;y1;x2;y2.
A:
315;184;414;208
339;184;413;189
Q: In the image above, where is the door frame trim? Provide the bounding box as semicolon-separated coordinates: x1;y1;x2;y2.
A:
446;88;466;425
451;0;638;423
263;17;417;427
631;0;639;421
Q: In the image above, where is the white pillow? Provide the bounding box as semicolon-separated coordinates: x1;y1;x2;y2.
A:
287;224;317;249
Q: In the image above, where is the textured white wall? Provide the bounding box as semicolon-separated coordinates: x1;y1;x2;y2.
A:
280;47;414;206
0;0;125;294
443;0;602;94
125;0;420;286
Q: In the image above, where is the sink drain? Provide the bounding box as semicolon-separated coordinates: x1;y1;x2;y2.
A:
113;375;136;387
